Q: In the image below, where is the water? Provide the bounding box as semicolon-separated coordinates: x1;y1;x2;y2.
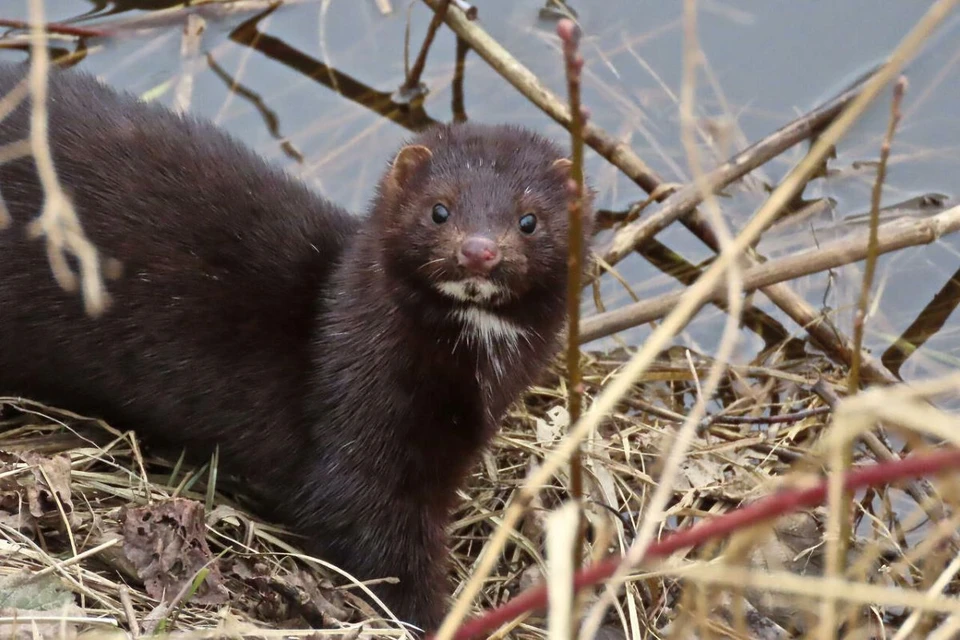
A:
2;0;959;382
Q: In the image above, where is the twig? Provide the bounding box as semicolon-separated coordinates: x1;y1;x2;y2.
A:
709;405;831;425
430;1;956;635
580;204;960;343
396;0;451;103
24;0;111;317
881;263;960;375
451;36;469;122
229;14;437;131
557;17;587;631
119;584;141;639
451;0;478;19
827;75;908;636
849;76;908;394
558;17;585;484
436;446;960;640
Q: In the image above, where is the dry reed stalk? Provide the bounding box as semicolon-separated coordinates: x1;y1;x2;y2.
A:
577;1;748;636
23;0;110;317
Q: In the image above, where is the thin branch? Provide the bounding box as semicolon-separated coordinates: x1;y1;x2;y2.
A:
25;0;110;317
881;263;960;375
451;36;469;123
396;0;451;103
557;20;588;607
558;18;586;483
848;76;908;394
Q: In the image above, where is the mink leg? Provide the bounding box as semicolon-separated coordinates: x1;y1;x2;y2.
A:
291;485;449;633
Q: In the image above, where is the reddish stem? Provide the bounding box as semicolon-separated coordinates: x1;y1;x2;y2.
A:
432;447;960;640
0;18;107;39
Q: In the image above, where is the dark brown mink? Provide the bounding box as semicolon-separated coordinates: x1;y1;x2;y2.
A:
0;61;594;632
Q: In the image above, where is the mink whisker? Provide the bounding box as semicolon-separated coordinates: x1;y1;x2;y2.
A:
417;257;445;273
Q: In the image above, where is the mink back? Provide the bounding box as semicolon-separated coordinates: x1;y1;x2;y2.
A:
0;61;358;486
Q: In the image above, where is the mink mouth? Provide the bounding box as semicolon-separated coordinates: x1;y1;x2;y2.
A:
434;276;510;305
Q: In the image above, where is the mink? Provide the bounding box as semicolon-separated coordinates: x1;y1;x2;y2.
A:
0;60;594;632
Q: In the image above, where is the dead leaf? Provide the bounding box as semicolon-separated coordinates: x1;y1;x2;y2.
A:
535;405;569;444
19;452;73;519
743;511;824;634
0;571;74;610
0;571;80;640
676;456;763;502
220;557;351;628
120;498;228;606
0;451;75;531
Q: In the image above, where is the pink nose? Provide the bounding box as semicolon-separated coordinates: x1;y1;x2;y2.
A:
458;236;501;274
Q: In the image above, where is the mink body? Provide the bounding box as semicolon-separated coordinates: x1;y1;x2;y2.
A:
0;61;592;631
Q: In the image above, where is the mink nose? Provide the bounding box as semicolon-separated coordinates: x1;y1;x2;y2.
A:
457;236;501;274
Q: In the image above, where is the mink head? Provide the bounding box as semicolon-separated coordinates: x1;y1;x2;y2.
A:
371;122;594;312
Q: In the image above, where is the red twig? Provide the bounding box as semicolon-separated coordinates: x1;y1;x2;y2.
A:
433;447;960;640
0;18;107;39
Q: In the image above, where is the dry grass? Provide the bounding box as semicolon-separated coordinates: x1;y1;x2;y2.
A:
6;351;960;639
0;352;832;639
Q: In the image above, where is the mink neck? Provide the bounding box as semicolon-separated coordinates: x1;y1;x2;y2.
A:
307;224;564;498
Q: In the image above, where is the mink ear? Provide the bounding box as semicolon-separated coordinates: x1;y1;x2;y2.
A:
551;157;573;174
388;144;433;189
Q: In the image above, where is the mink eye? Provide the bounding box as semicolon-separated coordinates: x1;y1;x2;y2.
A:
431;203;450;224
518;213;538;235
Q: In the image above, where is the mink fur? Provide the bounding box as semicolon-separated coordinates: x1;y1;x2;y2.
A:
0;61;593;632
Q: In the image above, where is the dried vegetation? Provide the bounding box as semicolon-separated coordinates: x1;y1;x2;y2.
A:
3;0;960;639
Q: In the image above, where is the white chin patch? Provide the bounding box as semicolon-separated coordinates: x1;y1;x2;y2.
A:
453;306;528;351
436;277;506;303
